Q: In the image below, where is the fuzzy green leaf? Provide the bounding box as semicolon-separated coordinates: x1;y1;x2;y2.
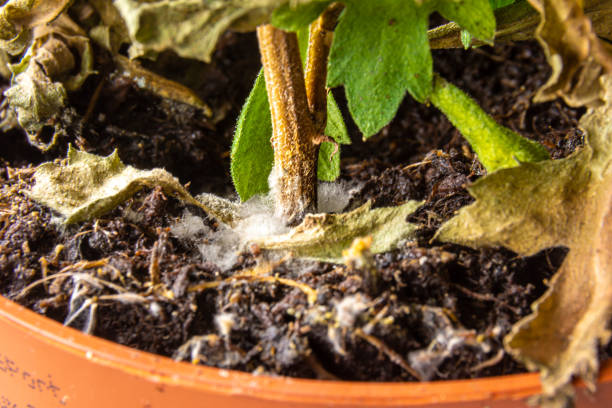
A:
231;71;274;202
327;0;495;138
29;146;236;225
253;200;423;262
318;93;350;181
429;75;549;172
489;0;516;9
231;71;350;201
271;0;332;31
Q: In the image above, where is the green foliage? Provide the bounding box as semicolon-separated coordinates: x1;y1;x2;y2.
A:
231;71;349;202
327;0;495;138
489;0;516;9
318;93;351;181
429;75;549;172
230;72;273;202
271;1;332;31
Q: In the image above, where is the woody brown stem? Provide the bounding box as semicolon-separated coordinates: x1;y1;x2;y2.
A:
257;24;318;225
305;2;344;133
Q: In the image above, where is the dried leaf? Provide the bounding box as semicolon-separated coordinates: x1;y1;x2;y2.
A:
113;0;303;63
2;10;94;150
253;200;422;262
528;0;612;107
114;55;212;116
29;146;236;225
436;75;612;405
4;62;66;149
87;0;131;53
0;0;72;55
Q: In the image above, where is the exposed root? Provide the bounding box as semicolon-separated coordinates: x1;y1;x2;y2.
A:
188;262;318;305
354;328;423;381
15;258;115;299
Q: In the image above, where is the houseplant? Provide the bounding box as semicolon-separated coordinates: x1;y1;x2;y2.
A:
0;0;611;407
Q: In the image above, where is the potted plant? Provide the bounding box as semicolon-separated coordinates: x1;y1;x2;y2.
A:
0;0;611;407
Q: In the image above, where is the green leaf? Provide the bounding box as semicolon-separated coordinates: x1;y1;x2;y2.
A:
429;75;549;172
253;200;423;262
271;0;332;31
328;0;430;137
318;93;350;181
327;0;495;138
231;72;350;201
29;146;236;225
231;71;274;202
489;0;515;9
460;29;472;49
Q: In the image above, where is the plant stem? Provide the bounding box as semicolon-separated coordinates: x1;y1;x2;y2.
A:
257;24;318;225
428;0;611;49
305;2;344;134
257;4;341;225
429;74;549;172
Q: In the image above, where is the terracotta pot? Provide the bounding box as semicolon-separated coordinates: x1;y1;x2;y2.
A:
0;295;610;408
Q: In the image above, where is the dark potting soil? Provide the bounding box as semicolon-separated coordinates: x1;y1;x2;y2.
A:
1;34;609;381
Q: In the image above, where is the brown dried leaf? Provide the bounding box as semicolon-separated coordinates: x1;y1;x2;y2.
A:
528;0;612;107
436;75;612;406
113;0;299;63
1;5;94;150
0;0;72;55
113;55;212;116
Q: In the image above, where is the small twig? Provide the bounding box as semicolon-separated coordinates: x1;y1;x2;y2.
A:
451;283;521;315
14;258;130;299
402;159;432;171
305;354;340;380
149;238;162;286
81;77;105;124
188;262;318;305
354;328;423;381
469;348;505;372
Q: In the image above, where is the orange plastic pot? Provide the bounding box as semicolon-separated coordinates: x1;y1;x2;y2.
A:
0;295;610;408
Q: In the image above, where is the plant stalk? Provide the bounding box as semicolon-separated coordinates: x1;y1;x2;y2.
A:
257;4;341;225
257;24;318;225
305;2;344;134
428;0;611;49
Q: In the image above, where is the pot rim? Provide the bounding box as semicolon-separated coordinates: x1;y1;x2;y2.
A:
1;294;610;406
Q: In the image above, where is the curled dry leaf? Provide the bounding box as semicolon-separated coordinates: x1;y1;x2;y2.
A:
252;200;422;263
28;146;236;225
0;0;72;55
113;0;304;63
528;0;612;107
4;61;66;149
436;75;612;406
1;3;94;150
113;55;212;116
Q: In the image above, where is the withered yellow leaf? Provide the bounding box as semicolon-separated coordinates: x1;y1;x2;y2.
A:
436;75;612;406
29;146;237;225
253;200;422;263
113;0;307;63
528;0;612;107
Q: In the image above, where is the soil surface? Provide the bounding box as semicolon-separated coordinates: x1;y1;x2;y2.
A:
1;34;609;381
